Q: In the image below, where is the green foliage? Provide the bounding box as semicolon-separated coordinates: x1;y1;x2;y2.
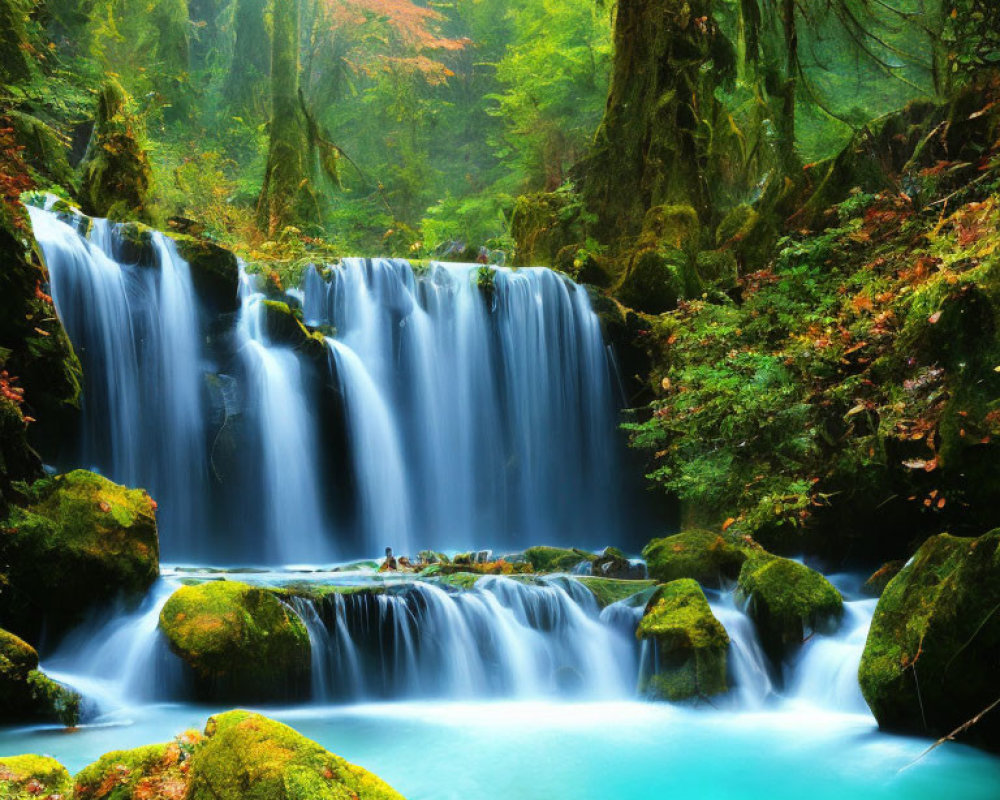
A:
0;755;73;800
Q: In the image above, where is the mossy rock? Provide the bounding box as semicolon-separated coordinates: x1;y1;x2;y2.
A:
614;248;689;314
0;629;79;726
591;546;646;579
0;755;72;800
7;111;76;190
173;236;240;313
736;554;843;665
158;581;310;701
862;560;905;598
859;532;1000;749
188;710;404;800
636;579;729;701
524;546;597;573
75;737;202;800
577;577;656;608
642;530;747;588
259;300;328;362
1;470;158;636
509;189;584;268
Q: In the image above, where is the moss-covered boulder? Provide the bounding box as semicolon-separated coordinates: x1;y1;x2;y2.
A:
524;546;597;573
510;188;585;268
186;710;404;800
0;629;78;725
158;581;310;700
859;532;1000;749
1;470;158;636
76;711;404;800
637;579;729;701
0;755;72;800
642;530;747;588
74;733;205;800
577;577;656;608
736;554;843;664
78;79;153;222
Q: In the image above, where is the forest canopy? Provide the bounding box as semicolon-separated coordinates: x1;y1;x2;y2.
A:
1;0;997;261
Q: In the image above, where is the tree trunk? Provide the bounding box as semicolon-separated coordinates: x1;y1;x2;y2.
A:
256;0;318;235
224;0;271;115
581;0;720;247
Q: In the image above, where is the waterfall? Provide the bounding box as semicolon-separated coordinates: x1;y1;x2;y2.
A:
786;596;878;713
39;579;185;716
707;593;774;709
306;259;626;553
28;207;208;559
293;577;636;701
236;270;331;563
29;203;631;562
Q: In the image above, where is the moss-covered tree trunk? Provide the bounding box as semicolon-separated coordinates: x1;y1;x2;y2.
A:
223;0;271;114
78;79;154;222
256;0;318;235
581;0;720;246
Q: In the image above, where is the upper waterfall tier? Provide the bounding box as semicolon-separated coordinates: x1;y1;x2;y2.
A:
28;205;636;563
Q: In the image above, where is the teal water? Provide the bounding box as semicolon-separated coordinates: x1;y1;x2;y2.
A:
2;701;998;798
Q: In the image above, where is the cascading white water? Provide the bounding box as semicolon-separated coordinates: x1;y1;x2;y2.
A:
787;596;878;713
28;207;208;559
40;579;185;716
305;259;626;552
294;576;636;701
324;339;412;554
29;202;632;562
707;593;774;709
236;269;331;563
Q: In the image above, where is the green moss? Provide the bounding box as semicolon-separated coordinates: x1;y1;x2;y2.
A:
1;470;158;634
433;572;483;590
509;188;585;268
0;628;78;725
259;300;328;362
524;546;597;573
577;577;656;608
25;671;79;727
78;79;154;223
636;579;729;701
695;249;738;291
642;530;747;588
859;532;1000;749
158;581;310;701
187;710;404;800
0;755;72;800
736;554;842;664
75;741;191;800
636;205;700;252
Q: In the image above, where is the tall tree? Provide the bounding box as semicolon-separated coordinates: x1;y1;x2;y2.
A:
257;0;318;234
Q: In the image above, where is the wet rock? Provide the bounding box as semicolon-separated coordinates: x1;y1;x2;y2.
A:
637;579;729;701
859;532;1000;750
577;577;656;608
592;546;646;579
642;529;747;588
0;629;80;726
861;560;905;598
736;554;843;665
158;580;310;701
1;470;158;637
524;546;597;573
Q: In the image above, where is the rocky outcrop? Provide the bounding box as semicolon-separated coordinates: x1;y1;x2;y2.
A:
859;531;1000;750
643;529;747;588
637;579;729;701
524;546;597;573
1;470;159;637
736;554;842;665
0;628;80;725
73;710;404;800
577;577;656;608
158;581;310;701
